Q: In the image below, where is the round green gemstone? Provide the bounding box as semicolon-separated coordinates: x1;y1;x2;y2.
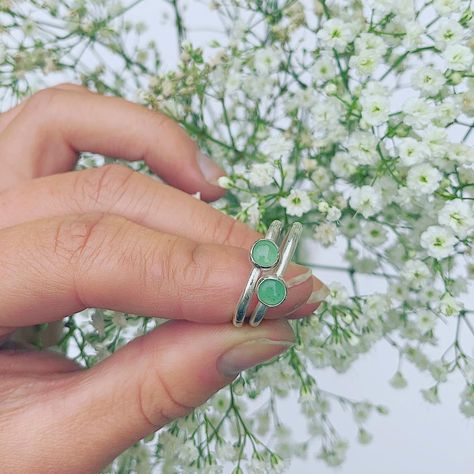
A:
250;239;279;268
257;277;287;307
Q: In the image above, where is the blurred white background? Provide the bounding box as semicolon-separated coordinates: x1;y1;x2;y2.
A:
126;2;474;472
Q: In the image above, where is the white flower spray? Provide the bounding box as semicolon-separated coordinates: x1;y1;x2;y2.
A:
2;0;473;471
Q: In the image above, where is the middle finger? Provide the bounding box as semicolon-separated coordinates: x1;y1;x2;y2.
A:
0;213;317;329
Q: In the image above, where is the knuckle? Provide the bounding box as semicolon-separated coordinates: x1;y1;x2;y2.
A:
136;341;195;427
170;239;209;293
26;87;65;114
215;213;244;248
51;212;113;267
23;84;88;124
22;87;69;130
185;241;209;288
73;164;135;211
145;237;210;318
52;82;89;93
146;236;183;306
138;366;195;427
51;212;136;307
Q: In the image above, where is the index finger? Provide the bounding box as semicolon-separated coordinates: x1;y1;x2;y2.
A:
0;164;259;250
0;84;226;200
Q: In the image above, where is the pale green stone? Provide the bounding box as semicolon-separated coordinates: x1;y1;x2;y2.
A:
251;239;279;268
257;277;287;307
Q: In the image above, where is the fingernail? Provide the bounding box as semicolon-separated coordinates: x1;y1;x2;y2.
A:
197;150;227;187
287;268;313;288
217;338;294;378
307;283;330;305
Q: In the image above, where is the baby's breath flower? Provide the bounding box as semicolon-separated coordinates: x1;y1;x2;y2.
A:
327;282;350;306
280;189;312;217
327;206;342;222
420;225;457;259
422;386;441;404
314;222;338;246
402;98;436;129
349;185;383;218
317;438;348;467
443;44;474;71
402;20;424;49
410;66;445;97
217;176;233;189
349;51;378;77
430;361;449;383
390;371;408;389
360;93;390;126
247;162;275;187
352;402;372;423
340;215;360;238
403;260;432;289
421;126;449;161
414;309;438;333
406;163;442;195
433;0;463;15
355;32;387;56
330;152;357;178
254;46;281;75
438;199;474;239
261;135;293;162
311;166;332;188
460;385;474;417
397;137;427;166
311;55;337;82
438;294;464;317
317;18;354;52
433;18;465;50
357;428;373;445
361;222;387;246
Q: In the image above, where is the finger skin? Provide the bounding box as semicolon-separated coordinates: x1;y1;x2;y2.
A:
0;164;325;319
0;343;81;374
0;319;294;473
0;164;256;249
0;83;84;134
0;213;316;329
0;83;226;201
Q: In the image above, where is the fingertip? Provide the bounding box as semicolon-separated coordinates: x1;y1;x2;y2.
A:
197;151;226;182
196;151;229;201
286;276;329;319
266;317;296;342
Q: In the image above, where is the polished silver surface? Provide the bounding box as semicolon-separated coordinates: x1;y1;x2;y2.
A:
249;222;303;327
233;220;283;327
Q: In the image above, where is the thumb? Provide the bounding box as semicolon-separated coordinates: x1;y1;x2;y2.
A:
42;319;294;472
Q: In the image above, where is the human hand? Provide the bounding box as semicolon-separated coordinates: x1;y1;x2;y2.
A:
0;84;326;473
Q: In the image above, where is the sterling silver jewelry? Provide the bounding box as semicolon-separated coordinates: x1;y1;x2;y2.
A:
249;221;303;327
233;220;283;327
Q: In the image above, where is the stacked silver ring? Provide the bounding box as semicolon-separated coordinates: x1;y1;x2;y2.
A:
233;220;303;327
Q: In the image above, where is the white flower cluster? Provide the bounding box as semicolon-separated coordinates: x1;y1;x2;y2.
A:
184;0;473;468
4;0;474;471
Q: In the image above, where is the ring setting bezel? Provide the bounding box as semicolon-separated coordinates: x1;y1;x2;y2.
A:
249;238;280;269
255;275;288;307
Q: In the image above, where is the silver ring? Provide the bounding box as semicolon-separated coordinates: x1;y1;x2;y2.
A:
249;222;303;327
233;220;283;327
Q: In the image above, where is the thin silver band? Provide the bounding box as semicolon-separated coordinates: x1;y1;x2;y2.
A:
233;220;283;327
249;222;303;327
